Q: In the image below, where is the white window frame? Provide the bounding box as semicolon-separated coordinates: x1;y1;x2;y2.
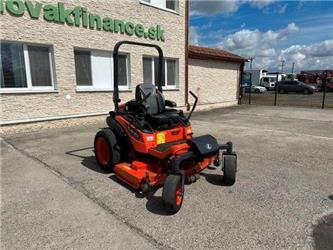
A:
143;56;179;89
0;41;56;93
75;48;130;92
140;0;179;14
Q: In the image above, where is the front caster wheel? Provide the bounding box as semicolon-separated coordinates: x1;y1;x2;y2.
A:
222;155;237;186
162;175;184;214
141;181;151;195
213;158;221;167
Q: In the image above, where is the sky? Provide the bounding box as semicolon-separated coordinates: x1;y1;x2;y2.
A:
190;0;333;72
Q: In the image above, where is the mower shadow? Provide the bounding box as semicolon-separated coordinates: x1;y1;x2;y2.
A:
145;188;175;216
200;172;228;186
108;175;145;198
65;147;183;215
109;176;173;216
145;196;172;216
81;156;107;174
66;147;107;174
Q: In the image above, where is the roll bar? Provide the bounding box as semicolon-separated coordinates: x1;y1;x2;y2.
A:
113;40;165;110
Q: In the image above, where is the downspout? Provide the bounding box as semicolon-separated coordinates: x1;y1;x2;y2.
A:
185;0;190;111
238;62;245;104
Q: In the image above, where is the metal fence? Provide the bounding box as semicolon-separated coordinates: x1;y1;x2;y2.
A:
239;77;333;109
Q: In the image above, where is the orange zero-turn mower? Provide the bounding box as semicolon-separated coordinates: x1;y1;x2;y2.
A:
94;41;237;213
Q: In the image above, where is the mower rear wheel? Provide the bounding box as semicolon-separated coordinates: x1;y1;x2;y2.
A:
222;155;237;186
94;129;121;173
162;175;184;214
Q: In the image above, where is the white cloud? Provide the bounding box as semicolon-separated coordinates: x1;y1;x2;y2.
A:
189;26;200;45
281;40;333;58
276;23;299;40
222;29;261;51
190;0;278;16
213;24;333;70
279;40;333;70
257;48;277;57
277;3;288;14
219;23;300;56
190;0;241;16
297;1;304;10
248;0;276;9
246;39;333;71
189;1;333;71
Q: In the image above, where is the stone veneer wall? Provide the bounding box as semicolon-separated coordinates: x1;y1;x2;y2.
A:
0;0;186;123
189;58;240;109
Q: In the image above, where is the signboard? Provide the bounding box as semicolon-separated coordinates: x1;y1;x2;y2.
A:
0;0;165;41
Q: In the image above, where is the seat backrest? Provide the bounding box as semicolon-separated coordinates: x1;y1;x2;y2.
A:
135;84;165;115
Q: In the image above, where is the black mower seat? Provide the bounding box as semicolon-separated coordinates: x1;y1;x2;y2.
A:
135;84;183;128
135;83;166;115
147;110;181;127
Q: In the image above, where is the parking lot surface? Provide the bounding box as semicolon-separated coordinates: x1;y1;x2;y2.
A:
2;105;333;249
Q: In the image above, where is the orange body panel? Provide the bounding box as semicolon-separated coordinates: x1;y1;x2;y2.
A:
112;114;217;190
114;155;216;190
115;115;193;155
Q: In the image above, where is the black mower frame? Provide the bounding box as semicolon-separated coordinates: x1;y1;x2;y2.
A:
112;40;235;177
113;40;164;110
113;40;201;121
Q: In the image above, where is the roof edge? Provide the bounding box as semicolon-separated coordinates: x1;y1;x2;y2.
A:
189;45;248;63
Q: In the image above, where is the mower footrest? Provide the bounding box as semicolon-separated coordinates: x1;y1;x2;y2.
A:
114;163;146;189
148;140;189;159
114;161;160;189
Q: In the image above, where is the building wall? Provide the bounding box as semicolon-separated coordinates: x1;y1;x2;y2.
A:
0;0;185;123
189;58;240;109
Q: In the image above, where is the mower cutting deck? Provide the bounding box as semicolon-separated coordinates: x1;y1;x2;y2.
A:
94;41;237;213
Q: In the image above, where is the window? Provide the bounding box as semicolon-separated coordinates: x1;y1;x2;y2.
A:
262;77;269;83
28;46;52;87
284;81;294;85
0;42;55;91
74;49;129;91
143;57;153;84
143;56;178;88
141;0;178;12
74;51;92;86
118;55;128;87
166;59;176;86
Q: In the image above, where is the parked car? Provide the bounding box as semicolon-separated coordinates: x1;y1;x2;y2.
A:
276;80;316;94
242;84;267;93
252;85;267;93
326;78;333;91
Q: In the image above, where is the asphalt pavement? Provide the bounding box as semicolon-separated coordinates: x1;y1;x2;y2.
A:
1;105;333;249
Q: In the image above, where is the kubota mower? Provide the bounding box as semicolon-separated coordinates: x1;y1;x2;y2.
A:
94;41;237;213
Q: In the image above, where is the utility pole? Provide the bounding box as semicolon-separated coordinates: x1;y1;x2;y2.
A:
249;57;255;71
291;62;295;74
281;60;285;74
322;71;328;109
248;57;255;105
